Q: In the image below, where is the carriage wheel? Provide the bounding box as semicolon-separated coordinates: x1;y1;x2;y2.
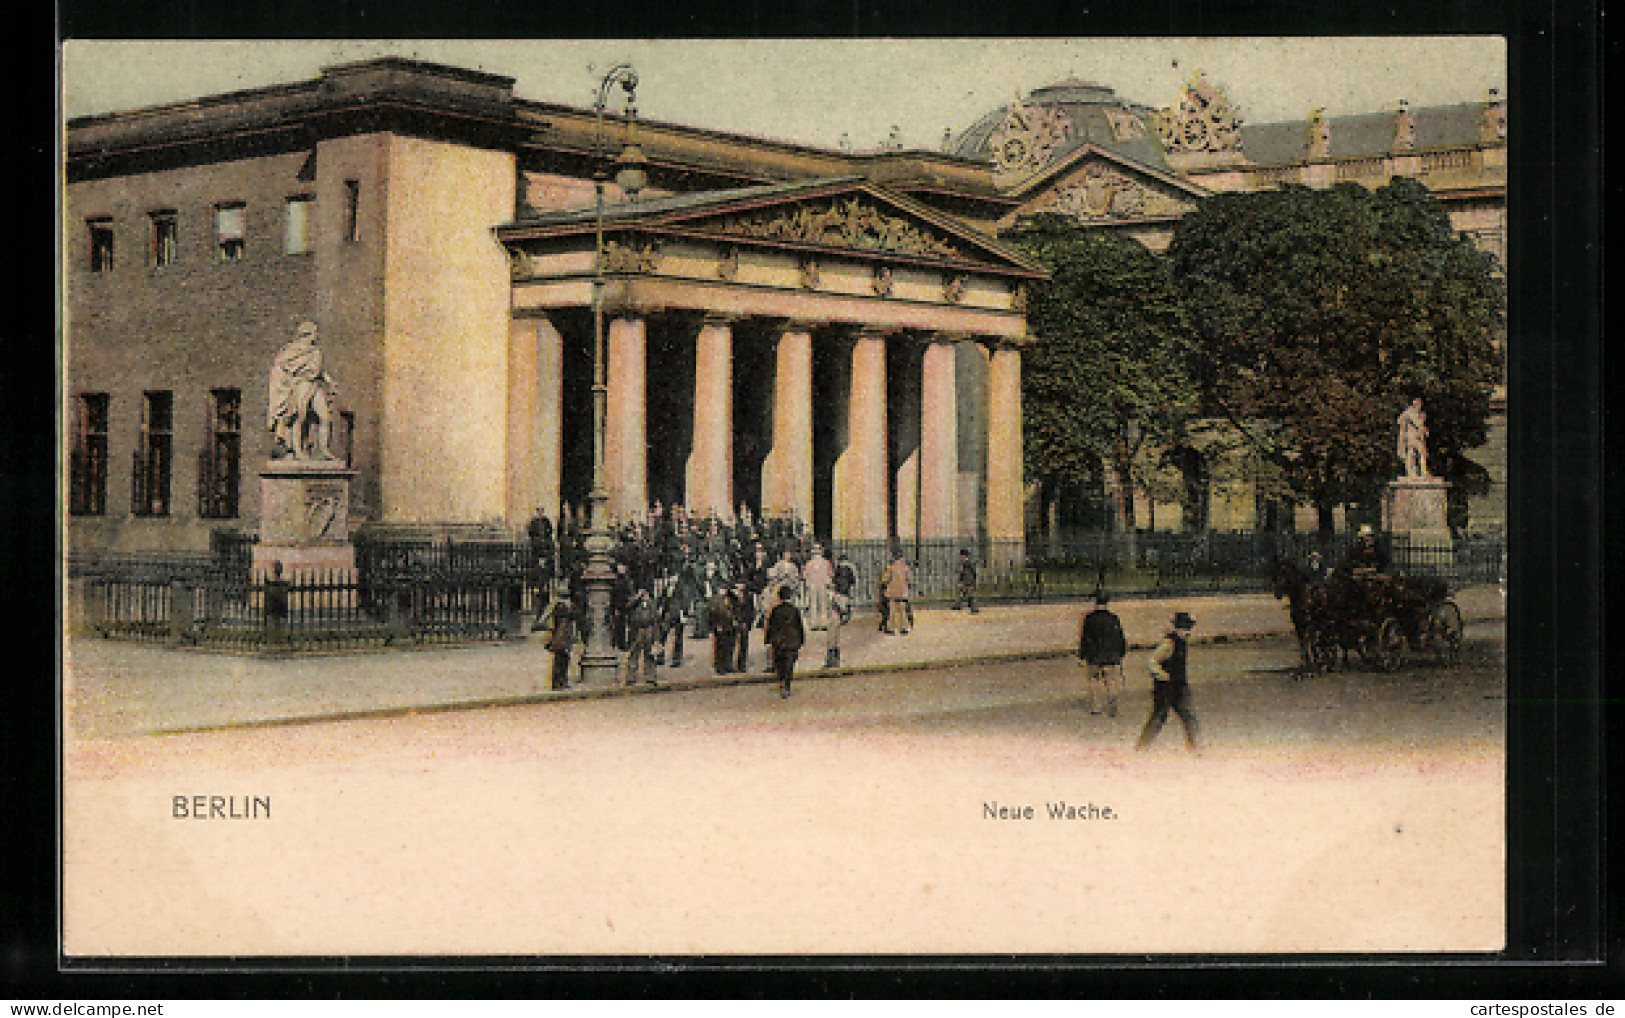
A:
1428;600;1464;664
1375;618;1407;672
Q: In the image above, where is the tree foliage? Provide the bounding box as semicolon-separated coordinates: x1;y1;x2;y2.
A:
1011;216;1198;530
1167;179;1503;532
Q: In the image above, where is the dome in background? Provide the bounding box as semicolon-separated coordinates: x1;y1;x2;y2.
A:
952;78;1171;191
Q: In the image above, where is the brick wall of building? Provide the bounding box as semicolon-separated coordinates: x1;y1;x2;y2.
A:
65;143;388;555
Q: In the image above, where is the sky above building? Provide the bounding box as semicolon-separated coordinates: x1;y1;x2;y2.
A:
61;37;1505;153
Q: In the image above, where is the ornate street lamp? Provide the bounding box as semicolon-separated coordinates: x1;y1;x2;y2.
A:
578;63;648;685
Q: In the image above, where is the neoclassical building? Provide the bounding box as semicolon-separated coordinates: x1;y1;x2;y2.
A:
63;57;1506;556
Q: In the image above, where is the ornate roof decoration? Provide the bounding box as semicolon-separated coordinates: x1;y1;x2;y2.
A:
1393;100;1417;152
1306;108;1332;161
600;239;661;274
1150;74;1243;154
708;195;964;259
1032;160;1195;222
716;245;739;280
987;98;1075;188
1481;98;1506;142
871;264;895;296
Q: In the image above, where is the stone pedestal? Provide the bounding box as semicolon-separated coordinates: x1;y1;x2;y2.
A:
252;459;358;577
1382;476;1453;555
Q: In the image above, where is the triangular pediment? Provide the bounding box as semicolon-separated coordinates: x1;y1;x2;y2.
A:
501;177;1047;279
1006;145;1210;225
652;179;1046;276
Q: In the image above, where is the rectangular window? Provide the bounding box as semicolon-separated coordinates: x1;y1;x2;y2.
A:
198;388;242;519
283;195;314;255
342;180;360;243
215;203;245;261
150;211;177;267
87;218;114;272
69;393;109;516
132;391;173;517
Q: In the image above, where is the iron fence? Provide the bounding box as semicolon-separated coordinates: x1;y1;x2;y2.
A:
832;530;1504;606
76;528;1502;650
84;567;525;652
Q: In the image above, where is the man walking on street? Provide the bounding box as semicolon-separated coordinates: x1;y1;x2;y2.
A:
542;595;575;690
624;588;659;686
765;584;806;698
1078;591;1126;716
732;582;754;674
709;583;736;675
955;549;979;613
1136;611;1201;752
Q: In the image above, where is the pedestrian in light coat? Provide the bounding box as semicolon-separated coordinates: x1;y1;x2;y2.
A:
880;552;912;634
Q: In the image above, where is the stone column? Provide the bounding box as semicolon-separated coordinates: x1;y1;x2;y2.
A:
986;343;1025;548
685;315;734;518
833;330;889;541
605;314;647;521
919;336;959;539
761;324;814;525
535;315;564;526
506;314;563;526
891;344;923;543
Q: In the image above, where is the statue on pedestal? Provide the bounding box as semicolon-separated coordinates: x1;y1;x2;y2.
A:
268;320;339;461
1397;397;1430;478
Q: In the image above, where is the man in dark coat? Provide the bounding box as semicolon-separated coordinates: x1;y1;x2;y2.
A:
732;582;753;674
954;549;979;613
764;584;806;698
656;577;685;667
610;563;633;651
526;508;555;610
1077;591;1127;716
542;597;575;691
1136;611;1200;752
624;588;659;686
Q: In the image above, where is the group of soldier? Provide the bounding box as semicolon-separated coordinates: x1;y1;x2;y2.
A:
527;502;863;689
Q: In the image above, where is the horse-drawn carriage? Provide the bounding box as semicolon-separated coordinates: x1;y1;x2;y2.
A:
1272;557;1465;672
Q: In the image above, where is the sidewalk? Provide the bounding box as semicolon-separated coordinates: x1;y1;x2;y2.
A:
63;585;1505;739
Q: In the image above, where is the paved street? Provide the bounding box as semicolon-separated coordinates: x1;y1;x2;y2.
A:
63;585;1505;738
63;618;1505;957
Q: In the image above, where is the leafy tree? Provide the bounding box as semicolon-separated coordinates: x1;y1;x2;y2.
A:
1011;216;1198;532
1167;178;1503;539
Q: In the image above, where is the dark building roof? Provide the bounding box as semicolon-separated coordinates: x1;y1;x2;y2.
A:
1240;102;1500;164
511;177;866;228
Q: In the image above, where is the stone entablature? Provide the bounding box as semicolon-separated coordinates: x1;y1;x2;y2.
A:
500;180;1044;339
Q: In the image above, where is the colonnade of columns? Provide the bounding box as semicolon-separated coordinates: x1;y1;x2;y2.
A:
508;311;1024;543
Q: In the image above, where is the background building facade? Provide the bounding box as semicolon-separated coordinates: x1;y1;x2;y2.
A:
64;57;1506;557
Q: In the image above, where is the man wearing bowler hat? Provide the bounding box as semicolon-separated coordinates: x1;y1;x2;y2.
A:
1137;611;1201;752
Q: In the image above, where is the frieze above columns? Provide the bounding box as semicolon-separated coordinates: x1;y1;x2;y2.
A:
707;196;963;260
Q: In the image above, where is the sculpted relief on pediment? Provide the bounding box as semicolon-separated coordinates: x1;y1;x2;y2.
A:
702;196;966;261
1032;162;1194;223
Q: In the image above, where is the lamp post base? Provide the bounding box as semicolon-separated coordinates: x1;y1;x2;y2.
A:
577;490;621;685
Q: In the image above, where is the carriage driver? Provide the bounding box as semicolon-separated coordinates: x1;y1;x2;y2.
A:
1334;524;1391;614
1339;524;1390;578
